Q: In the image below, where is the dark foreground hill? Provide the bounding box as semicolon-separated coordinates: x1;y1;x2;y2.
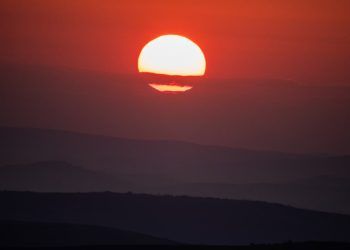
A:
0;220;177;247
1;222;350;250
1;191;350;245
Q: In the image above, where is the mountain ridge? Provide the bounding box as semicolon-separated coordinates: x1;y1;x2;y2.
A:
1;191;350;245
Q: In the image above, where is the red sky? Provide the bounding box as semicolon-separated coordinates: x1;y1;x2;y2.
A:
1;1;350;154
1;0;350;84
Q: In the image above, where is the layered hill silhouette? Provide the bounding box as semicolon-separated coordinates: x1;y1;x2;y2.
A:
1;126;350;214
0;161;130;192
1;63;350;155
0;220;177;247
1;191;350;245
1;126;350;183
160;176;350;215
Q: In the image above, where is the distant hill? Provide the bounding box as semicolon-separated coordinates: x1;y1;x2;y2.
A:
1;126;349;184
1;191;350;245
1;126;350;214
0;161;129;192
159;176;350;215
1;161;349;214
1;63;350;155
0;220;177;247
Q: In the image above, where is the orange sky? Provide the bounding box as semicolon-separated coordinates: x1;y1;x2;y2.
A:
1;0;350;84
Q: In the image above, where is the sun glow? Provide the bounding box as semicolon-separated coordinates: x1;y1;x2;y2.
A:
138;35;206;76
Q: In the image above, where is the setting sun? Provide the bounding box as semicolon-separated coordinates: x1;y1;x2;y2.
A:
138;35;206;76
138;35;206;93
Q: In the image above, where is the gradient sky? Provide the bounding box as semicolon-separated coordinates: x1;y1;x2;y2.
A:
1;0;350;84
1;1;350;154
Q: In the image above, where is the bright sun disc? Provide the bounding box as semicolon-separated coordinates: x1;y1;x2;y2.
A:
138;35;206;76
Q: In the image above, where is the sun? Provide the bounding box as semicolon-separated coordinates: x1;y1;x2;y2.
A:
138;35;206;76
138;35;206;93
